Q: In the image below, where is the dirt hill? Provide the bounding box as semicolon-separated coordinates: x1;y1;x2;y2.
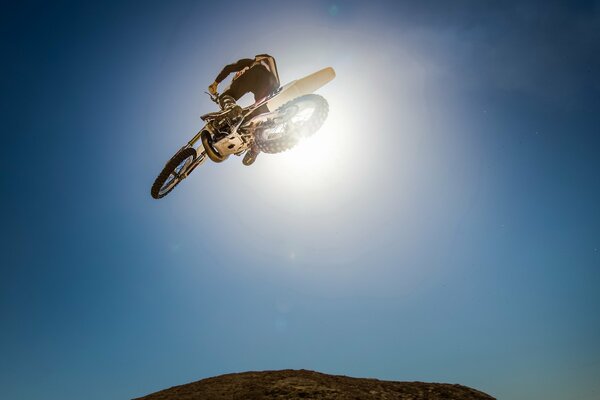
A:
134;369;495;399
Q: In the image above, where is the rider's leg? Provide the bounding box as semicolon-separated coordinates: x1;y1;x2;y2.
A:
242;144;260;166
217;93;243;121
218;93;237;110
219;86;260;166
219;76;247;121
222;68;277;166
222;66;275;106
220;75;245;109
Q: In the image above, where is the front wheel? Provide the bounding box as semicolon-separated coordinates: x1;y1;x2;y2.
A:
151;147;198;199
255;94;329;154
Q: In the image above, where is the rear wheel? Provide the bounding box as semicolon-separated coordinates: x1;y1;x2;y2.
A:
255;94;328;154
151;147;197;199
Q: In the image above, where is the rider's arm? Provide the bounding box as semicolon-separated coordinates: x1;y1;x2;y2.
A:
214;58;254;83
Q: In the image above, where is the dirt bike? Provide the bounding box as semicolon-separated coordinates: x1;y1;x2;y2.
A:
150;67;336;199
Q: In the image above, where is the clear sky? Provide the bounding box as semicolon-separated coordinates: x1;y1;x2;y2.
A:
1;1;599;399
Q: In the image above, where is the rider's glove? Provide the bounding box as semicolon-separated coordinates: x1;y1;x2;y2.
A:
208;81;218;96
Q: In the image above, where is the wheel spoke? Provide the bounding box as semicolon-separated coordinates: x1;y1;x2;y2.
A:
151;148;199;199
159;156;191;193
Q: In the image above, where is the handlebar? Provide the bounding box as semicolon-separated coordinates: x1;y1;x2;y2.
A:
205;91;220;104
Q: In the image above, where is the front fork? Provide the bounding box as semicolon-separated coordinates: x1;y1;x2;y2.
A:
187;129;205;149
177;127;211;177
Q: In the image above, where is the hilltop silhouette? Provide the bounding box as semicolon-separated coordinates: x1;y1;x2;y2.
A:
134;369;495;399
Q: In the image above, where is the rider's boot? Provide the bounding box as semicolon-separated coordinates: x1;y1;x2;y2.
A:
219;94;242;120
242;145;260;166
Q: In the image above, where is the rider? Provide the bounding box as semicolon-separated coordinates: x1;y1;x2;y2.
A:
208;54;280;165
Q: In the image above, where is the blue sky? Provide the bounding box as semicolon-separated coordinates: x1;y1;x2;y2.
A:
1;1;599;399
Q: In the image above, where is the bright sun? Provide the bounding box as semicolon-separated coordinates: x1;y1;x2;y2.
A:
263;91;351;188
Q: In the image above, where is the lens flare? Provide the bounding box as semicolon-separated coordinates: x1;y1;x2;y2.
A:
263;91;351;188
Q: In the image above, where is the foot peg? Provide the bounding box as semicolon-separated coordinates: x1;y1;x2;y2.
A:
242;147;260;166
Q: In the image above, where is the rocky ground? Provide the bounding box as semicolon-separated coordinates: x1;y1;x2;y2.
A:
134;369;495;399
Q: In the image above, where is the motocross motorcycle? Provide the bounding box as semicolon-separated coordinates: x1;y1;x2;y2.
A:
150;67;336;199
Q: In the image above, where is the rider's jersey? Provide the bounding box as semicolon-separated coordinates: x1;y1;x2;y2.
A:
215;54;280;88
233;55;280;87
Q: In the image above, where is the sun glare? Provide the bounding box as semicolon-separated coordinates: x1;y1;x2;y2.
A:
263;92;352;188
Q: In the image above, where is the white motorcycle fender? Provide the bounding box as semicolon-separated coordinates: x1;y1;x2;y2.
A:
265;67;335;111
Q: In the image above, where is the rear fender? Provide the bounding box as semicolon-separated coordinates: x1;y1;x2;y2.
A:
265;67;335;112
